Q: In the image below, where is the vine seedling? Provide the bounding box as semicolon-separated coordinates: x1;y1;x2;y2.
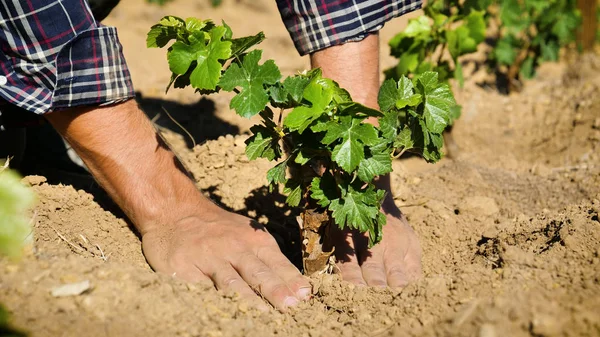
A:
147;17;458;274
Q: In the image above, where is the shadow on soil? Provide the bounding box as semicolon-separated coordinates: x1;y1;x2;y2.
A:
135;92;240;148
203;185;304;269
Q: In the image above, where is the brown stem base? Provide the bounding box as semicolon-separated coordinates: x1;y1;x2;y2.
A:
298;209;336;276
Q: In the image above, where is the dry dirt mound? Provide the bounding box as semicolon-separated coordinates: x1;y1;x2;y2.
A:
2;0;600;336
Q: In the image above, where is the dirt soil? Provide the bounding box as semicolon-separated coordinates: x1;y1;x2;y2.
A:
2;0;600;336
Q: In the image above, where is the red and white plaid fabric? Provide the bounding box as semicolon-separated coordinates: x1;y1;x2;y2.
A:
0;0;134;130
276;0;423;55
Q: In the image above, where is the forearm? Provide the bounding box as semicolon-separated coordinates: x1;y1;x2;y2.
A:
45;100;214;235
310;33;380;113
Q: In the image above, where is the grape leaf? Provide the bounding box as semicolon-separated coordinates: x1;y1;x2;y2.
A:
167;26;232;91
377;77;422;112
266;158;288;187
337;102;384;118
283;75;310;103
379;110;400;141
357;146;392;183
245;125;281;161
219;49;281;118
394;127;414;150
417;72;456;134
147;16;185;48
328;185;385;246
378;79;399;112
283;78;333;133
229;32;265;57
310;174;338;208
321;117;379;172
284;180;302;207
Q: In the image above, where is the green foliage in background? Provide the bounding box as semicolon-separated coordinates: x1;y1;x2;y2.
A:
0;164;35;259
148;17;458;245
387;0;581;93
0;162;33;336
492;0;581;79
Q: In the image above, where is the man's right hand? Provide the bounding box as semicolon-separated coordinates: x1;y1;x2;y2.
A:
46;100;310;311
142;208;312;311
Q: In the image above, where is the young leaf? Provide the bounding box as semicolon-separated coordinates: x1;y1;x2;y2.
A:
417;72;456;134
147;16;186;48
219;49;282;118
310;174;338;208
394;127;414;150
328;186;383;239
378;76;421;112
357;147;393;183
229;32;266;57
321;117;379;172
266;159;288;187
284;180;302;207
245;125;281;161
167;26;232;91
283;78;334;133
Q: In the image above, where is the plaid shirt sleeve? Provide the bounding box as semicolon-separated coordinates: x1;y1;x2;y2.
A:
0;0;134;130
276;0;423;56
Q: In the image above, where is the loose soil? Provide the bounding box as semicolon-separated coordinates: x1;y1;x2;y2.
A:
1;1;600;336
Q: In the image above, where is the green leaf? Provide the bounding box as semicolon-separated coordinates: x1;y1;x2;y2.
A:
321;117;379;172
494;39;517;65
294;149;314;165
229;32;265;57
404;16;432;37
167;26;232;91
379;110;400;141
328;185;384;241
378;76;422;113
357;147;392;182
267;159;288;187
417;72;456;134
520;56;536;79
284;180;302;207
0;169;35;258
337;102;384;117
283;76;310;103
147;17;184;48
394;127;414;150
454;61;464;88
378;79;399;112
245;125;281;161
310;174;338;208
540;39;559;62
283;78;333;133
219;49;281;118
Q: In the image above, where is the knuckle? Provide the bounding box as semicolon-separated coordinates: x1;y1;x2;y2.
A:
361;262;384;272
265;283;294;299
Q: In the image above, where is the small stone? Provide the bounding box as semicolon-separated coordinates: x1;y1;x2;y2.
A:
51;280;91;297
479;324;496;337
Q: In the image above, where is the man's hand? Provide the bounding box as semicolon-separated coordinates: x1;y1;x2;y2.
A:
311;33;423;287
141;209;312;310
328;202;422;287
46;100;310;311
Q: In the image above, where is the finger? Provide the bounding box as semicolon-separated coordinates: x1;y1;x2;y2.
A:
171;264;212;283
233;253;300;311
208;263;270;311
331;228;366;286
355;234;387;287
256;246;312;300
385;263;412;288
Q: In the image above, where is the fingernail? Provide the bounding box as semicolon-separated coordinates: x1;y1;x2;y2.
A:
283;296;299;308
296;287;312;300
